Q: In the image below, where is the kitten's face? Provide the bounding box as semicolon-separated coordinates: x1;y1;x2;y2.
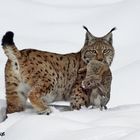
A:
82;76;101;89
81;27;115;66
82;78;94;89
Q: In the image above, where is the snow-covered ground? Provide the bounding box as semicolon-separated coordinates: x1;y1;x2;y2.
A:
0;0;140;139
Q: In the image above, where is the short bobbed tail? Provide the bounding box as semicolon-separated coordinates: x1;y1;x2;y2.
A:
1;31;15;46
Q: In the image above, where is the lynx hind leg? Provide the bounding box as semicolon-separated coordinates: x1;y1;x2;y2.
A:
28;83;52;115
6;93;27;113
70;84;89;110
5;62;27;113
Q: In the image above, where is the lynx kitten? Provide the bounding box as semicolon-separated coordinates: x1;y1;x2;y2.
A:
79;60;112;110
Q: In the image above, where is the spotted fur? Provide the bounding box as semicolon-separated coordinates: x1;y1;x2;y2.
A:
2;26;116;114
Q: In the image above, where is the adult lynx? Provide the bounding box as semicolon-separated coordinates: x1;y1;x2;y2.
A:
2;26;115;114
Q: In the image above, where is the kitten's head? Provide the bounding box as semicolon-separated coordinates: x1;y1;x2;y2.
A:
81;26;116;66
82;78;95;89
82;75;101;89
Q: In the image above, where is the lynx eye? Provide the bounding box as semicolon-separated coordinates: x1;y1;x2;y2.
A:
92;50;97;54
86;50;96;54
103;49;110;54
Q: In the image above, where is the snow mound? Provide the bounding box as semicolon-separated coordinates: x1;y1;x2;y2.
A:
1;104;140;140
109;60;140;107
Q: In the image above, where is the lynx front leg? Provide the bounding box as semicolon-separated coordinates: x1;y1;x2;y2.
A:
28;84;52;115
70;84;89;110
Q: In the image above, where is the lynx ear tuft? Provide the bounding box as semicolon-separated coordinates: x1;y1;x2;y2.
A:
103;27;116;44
110;27;117;33
83;25;96;44
83;26;90;32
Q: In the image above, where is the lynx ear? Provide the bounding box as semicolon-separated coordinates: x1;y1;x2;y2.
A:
103;27;116;44
83;26;96;44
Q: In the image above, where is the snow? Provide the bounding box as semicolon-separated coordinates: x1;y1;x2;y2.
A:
0;0;140;139
1;105;140;140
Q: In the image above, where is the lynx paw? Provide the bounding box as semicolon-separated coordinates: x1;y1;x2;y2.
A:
70;102;82;110
7;105;24;114
70;95;88;110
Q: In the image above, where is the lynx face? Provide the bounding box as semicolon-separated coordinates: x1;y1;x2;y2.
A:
81;26;115;66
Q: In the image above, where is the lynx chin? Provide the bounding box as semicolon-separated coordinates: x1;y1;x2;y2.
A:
2;26;116;115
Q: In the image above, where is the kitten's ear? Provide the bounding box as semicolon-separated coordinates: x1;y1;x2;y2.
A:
103;27;116;44
83;26;96;44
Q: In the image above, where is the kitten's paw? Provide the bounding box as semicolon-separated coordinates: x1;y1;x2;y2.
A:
38;108;52;115
104;105;108;110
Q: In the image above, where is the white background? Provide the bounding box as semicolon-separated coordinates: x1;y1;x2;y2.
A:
0;0;140;139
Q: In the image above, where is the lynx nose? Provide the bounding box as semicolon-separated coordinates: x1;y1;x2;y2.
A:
96;54;104;62
98;58;103;62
